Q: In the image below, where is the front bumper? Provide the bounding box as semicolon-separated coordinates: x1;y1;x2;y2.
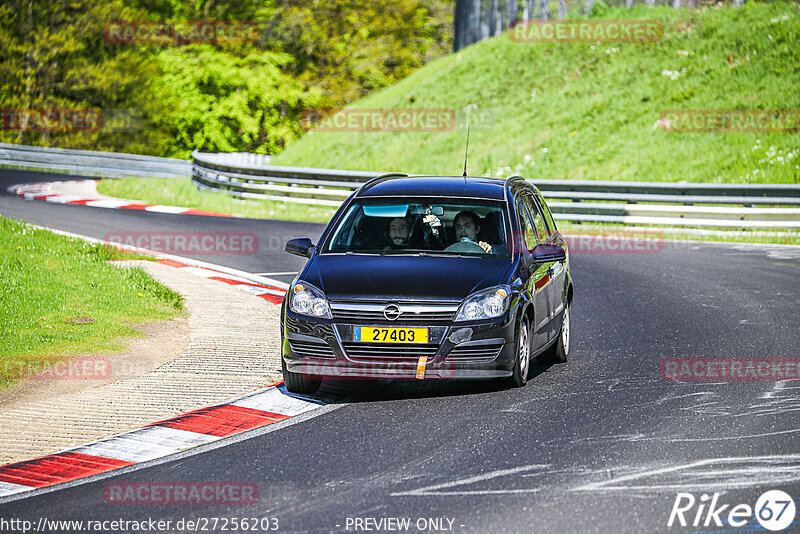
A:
282;311;516;380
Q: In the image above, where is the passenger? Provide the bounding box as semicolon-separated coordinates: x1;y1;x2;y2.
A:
453;211;492;253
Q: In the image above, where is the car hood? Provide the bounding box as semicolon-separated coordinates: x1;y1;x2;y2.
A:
304;254;513;301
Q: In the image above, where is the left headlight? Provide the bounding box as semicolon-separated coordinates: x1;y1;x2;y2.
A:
454;285;512;322
289;281;332;319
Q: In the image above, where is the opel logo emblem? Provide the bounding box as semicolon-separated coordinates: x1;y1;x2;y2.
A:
383;304;402;321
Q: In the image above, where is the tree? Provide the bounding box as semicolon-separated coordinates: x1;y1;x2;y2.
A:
152;45;318;156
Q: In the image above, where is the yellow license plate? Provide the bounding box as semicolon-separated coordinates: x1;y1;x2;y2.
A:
355;327;428;344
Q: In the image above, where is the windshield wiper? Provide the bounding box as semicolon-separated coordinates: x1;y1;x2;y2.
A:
419;251;470;258
380;247;427;256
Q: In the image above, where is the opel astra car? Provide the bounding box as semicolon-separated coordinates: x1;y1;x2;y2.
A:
280;174;573;393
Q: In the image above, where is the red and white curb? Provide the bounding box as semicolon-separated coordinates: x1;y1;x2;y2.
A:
155;258;287;305
0;225;310;501
0;384;325;499
9;180;236;218
27;223;291;304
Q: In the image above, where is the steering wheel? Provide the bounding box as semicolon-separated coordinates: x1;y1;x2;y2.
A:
444;240;486;253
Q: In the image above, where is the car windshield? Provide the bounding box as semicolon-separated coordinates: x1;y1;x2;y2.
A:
322;199;510;257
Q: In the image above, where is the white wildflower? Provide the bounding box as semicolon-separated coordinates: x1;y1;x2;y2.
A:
653;118;672;130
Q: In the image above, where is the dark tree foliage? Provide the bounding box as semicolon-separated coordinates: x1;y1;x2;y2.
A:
0;0;452;156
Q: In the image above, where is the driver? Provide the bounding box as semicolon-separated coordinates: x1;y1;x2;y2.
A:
386;217;411;246
453;211;492;253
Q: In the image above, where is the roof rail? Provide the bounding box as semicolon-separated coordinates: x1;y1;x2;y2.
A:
355;173;409;196
504;175;527;203
505;175;526;187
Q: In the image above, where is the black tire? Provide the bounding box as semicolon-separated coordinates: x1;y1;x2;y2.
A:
539;303;570;365
508;317;531;388
282;358;322;394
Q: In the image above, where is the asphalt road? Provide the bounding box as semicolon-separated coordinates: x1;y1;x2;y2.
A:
0;169;319;284
2;169;800;533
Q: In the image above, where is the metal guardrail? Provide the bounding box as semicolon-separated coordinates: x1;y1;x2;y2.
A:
1;144;798;229
192;150;375;206
193;151;800;229
0;142;191;178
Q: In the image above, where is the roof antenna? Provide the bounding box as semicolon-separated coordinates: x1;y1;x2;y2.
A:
462;123;471;179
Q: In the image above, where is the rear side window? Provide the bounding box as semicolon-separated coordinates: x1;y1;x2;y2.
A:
517;200;540;251
535;193;558;234
521;196;548;243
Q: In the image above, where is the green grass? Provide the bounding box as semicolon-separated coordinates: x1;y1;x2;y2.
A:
0;218;183;389
97;177;338;223
272;2;800;184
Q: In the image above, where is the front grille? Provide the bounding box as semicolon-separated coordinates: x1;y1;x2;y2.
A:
333;310;455;324
342;342;439;362
448;343;504;362
330;302;458;325
289;339;336;359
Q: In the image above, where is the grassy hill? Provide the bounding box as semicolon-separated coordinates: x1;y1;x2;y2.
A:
272;2;799;184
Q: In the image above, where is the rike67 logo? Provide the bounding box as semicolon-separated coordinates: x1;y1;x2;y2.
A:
668;490;796;531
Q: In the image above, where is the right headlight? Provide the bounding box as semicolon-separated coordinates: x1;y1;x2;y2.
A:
289;281;332;319
454;285;512;322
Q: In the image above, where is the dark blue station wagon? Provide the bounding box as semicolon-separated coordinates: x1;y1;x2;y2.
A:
281;174;573;393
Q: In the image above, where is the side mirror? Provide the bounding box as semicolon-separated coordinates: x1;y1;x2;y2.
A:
531;243;566;263
285;238;316;258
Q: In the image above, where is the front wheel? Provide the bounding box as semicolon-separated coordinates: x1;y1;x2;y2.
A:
282;358;321;394
539;303;569;365
508;317;531;388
